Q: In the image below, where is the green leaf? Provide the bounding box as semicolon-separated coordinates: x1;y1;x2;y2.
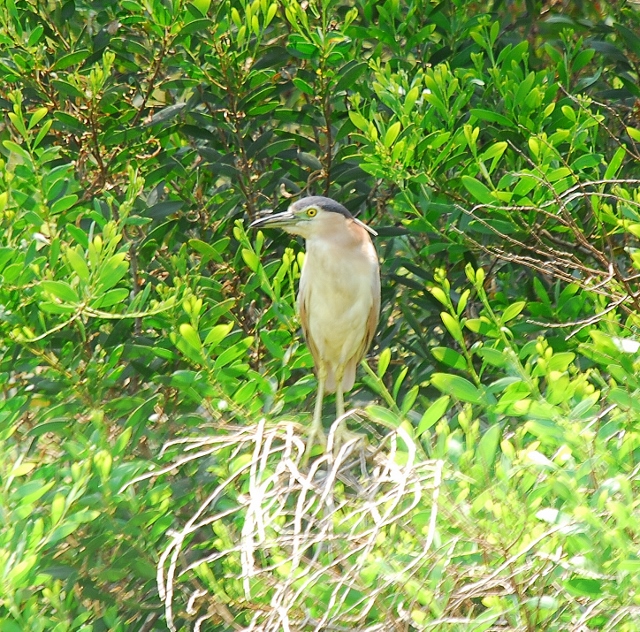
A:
429;286;449;306
27;24;45;46
469;108;514;127
54;110;86;131
501;301;526;323
480;141;507;162
50;194;78;215
604;146;626;181
615;23;640;57
547;167;572;183
298;151;322;170
417;396;450;435
6;555;37;584
365;404;402;429
465;318;497;336
52;79;85;100
51;493;66;525
608;387;640;411
96;254;129;291
476;423;501;469
287;38;319;59
573;48;594;72
52;49;90;71
377;347;391;378
41;280;80;303
265;3;277;25
9;462;36;476
12;480;55;504
392;366;409;400
91;288;129;309
3;140;31;161
335;61;368;92
627;126;640;142
60;0;76;20
189;238;224;264
440;312;464;344
461;175;495;205
213;339;252;370
33;119;52;149
476;347;507;368
179;323;202;351
47;522;81;545
431;373;482;404
292;77;314;96
40;302;77;314
563;578;603;598
383;121;401;148
572;154;601;171
8;112;27;137
179;18;212;36
547;352;575;372
190;0;211;15
28;107;49;130
569;394;598;419
204;323;234;349
401;385;419;414
349;111;369;132
432;346;466;370
513;173;539;197
242;248;260;272
65;247;90;282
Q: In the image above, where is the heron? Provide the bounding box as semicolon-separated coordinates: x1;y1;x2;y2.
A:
251;196;380;459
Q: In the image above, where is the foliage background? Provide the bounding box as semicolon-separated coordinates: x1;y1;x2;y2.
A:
2;0;640;630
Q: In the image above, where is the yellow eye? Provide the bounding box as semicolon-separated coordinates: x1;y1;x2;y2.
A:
306;208;318;217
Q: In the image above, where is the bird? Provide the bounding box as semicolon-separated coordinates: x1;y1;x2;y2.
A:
250;196;380;459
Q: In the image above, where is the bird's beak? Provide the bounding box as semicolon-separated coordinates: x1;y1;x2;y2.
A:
250;210;298;230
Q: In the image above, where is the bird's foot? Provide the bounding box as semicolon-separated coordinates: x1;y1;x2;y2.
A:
329;421;366;456
301;424;326;466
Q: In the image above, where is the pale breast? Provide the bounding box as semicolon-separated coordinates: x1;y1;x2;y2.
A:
300;235;378;367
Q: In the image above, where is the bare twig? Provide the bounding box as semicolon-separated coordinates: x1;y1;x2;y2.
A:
127;417;442;631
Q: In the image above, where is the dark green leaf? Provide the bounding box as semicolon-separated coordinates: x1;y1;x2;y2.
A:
52;49;90;70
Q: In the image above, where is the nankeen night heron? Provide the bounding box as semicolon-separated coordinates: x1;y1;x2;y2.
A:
251;196;380;458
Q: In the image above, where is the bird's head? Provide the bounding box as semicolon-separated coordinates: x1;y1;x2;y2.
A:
250;196;377;240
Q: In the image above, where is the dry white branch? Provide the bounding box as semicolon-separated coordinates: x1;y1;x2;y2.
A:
120;406;636;631
132;416;443;631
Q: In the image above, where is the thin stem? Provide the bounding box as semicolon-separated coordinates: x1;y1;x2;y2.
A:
361;360;401;415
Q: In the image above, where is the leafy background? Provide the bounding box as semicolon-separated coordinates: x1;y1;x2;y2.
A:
2;0;640;630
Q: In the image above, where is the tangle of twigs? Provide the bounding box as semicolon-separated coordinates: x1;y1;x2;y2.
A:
121;408;640;631
124;414;443;631
453;178;640;334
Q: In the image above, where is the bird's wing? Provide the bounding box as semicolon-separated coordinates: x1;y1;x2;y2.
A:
298;279;321;364
340;268;380;393
356;265;381;364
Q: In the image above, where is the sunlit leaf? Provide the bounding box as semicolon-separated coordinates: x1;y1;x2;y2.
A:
431;373;482;404
417;396;449;434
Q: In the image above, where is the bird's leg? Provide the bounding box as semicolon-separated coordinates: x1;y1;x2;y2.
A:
303;365;327;463
332;365;365;452
335;371;345;419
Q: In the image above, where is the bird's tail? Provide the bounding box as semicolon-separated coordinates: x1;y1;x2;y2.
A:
324;361;357;394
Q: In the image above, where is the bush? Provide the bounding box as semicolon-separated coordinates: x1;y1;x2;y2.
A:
1;0;640;630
